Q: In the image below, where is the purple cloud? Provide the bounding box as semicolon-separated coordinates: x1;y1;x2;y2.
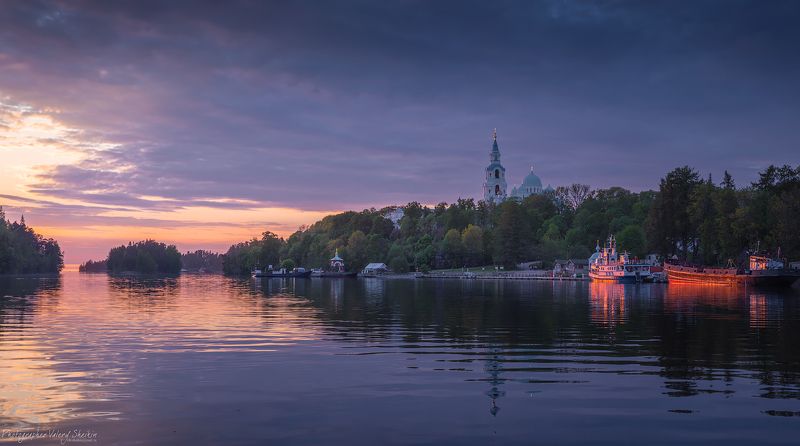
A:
0;0;798;215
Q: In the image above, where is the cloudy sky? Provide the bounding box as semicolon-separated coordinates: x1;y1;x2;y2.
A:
1;0;799;263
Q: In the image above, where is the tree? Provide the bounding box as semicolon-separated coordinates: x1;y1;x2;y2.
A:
565;184;592;211
389;255;409;273
715;171;740;262
647;166;701;259
617;225;646;258
442;228;463;268
492;200;524;268
413;235;434;271
345;230;368;272
461;224;484;266
105;240;181;274
280;259;296;270
689;175;719;264
258;231;284;268
0;209;62;274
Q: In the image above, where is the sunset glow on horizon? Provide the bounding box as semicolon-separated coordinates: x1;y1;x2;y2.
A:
1;98;344;262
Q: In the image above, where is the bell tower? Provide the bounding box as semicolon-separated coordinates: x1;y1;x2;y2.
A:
482;129;507;204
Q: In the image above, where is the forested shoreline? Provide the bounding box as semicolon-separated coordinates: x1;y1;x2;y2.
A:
0;208;63;274
10;164;799;277
84;240;183;274
80;245;223;274
221;164;800;275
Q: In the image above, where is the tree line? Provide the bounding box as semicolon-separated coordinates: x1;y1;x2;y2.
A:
221;164;800;275
647;165;800;265
10;163;797;277
81;248;224;273
104;240;182;274
0;208;63;274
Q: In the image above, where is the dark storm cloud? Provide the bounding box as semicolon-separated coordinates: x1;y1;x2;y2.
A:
1;0;799;210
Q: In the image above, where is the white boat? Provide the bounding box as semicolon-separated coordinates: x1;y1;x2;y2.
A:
588;236;652;283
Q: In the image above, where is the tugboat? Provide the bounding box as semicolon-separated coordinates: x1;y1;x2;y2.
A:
317;249;358;278
588;236;653;283
252;265;312;278
664;250;800;287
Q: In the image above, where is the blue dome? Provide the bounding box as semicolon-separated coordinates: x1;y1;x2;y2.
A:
522;170;542;189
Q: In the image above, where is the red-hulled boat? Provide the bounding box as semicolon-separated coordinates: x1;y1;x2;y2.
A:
664;254;800;287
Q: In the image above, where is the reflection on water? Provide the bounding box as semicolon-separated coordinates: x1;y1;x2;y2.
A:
589;282;628;327
0;277;73;426
1;274;799;444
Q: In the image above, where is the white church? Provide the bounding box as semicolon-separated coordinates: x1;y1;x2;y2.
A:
482;129;552;204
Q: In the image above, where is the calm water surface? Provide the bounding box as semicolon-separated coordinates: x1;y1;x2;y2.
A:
1;273;799;445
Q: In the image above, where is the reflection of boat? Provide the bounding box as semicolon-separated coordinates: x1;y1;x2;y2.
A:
588;236;652;283
252;267;312;278
589;282;627;327
664;254;800;287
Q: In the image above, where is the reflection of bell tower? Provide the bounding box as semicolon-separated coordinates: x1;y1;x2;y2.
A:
484;345;506;416
482;129;507;204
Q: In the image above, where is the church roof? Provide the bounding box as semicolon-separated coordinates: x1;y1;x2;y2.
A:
521;167;542;189
330;249;343;261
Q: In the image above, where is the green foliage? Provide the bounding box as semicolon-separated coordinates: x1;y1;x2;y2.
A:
0;208;63;274
389;255;409;273
180;250;224;273
442;228;463;268
493;200;525;267
644;164;800;265
106;240;181;274
280;259;296;270
220;164;800;274
344;230;368;272
461;224;484;266
79;259;107;272
617;225;646;258
223;231;286;275
646;166;702;258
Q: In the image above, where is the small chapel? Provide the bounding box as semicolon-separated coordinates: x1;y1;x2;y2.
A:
482;129;552;204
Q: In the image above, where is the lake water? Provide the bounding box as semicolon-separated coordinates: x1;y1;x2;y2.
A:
1;273;799;445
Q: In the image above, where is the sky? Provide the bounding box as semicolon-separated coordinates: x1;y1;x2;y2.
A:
1;0;799;263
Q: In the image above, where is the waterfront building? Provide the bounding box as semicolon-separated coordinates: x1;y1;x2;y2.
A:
362;263;389;275
329;249;345;272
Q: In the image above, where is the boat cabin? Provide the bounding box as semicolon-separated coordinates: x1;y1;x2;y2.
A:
749;255;784;271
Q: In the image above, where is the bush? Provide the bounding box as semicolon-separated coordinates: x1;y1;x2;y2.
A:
389;255;409;273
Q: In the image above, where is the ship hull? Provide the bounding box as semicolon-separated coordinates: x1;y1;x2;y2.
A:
665;265;800;287
253;271;312;278
317;271;358;278
589;272;638;283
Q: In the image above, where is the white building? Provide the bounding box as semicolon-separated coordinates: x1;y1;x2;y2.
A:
362;263;389;275
482;129;551;204
482;129;507;204
383;207;404;229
